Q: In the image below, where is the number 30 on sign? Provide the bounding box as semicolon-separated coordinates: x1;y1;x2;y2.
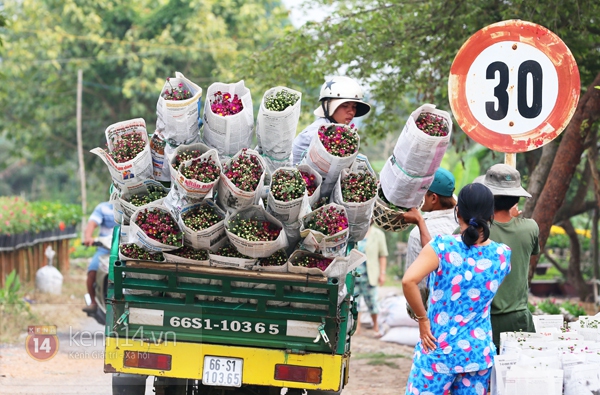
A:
449;20;580;153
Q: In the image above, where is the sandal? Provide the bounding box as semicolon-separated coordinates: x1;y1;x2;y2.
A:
373;330;384;339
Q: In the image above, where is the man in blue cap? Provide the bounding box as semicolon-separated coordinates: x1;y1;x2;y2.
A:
401;167;458;319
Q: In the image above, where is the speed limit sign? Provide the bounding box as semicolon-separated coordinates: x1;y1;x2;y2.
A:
449;20;580;153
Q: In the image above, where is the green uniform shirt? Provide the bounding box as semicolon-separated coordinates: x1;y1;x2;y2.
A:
490;217;540;314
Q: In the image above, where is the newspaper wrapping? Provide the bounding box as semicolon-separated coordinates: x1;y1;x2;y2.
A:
178;200;227;252
129;203;183;252
118;245;164;296
297;163;323;209
300;123;360;199
372;187;411;232
287;248;365;279
266;167;312;249
287;249;363;311
330;155;378;242
255;86;302;173
149;132;169;181
162;251;210;266
225;205;289;258
202;80;254;158
154;72;203;181
217;148;267;213
167;142;213;183
380;155;435;208
151;131;203;182
91;118;153;195
208;252;257;270
116;180;169;224
164;148;222;220
109;188;124;225
299;203;350;258
253;251;289;273
380;103;451;208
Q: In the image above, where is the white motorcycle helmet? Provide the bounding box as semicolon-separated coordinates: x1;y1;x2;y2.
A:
314;76;371;119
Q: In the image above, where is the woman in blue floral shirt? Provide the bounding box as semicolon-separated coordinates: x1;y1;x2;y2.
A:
402;183;511;395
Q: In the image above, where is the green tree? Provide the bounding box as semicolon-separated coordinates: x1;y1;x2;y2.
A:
0;0;289;206
245;0;600;300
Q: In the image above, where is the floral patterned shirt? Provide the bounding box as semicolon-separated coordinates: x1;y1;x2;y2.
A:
412;234;511;374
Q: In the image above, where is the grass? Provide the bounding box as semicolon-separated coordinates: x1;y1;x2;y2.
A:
0;265;89;344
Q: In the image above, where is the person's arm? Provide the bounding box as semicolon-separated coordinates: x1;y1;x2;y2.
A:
402;244;439;352
378;255;387;286
401;208;432;247
83;221;98;247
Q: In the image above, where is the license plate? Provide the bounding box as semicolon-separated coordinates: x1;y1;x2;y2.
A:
202;356;243;387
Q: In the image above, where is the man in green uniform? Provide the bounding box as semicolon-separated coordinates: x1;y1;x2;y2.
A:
477;164;540;352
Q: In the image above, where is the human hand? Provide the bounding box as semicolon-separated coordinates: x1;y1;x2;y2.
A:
378;272;386;286
399;207;422;225
83;236;94;247
418;319;437;352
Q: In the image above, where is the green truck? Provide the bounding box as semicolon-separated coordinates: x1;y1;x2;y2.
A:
104;226;360;395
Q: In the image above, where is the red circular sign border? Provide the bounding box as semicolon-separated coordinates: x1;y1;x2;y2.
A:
449;19;580;153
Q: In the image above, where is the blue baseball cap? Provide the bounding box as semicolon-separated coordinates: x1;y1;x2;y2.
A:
429;168;455;197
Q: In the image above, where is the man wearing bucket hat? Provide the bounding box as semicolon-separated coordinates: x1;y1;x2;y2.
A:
476;163;540;352
292;76;371;165
402;168;459;319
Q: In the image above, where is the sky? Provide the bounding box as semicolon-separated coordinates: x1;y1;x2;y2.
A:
281;0;330;27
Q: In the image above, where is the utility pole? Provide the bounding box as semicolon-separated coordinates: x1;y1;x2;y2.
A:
76;69;87;232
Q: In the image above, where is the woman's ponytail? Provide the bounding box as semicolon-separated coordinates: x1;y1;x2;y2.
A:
457;184;494;247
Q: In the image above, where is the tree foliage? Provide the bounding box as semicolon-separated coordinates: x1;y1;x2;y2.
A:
245;0;600;146
0;0;289;204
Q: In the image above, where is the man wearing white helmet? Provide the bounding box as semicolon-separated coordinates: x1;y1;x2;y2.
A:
292;76;371;165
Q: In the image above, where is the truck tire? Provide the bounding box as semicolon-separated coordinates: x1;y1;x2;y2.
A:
112;373;147;395
154;377;189;395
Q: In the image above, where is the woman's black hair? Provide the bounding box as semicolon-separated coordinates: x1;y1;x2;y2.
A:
457;183;495;247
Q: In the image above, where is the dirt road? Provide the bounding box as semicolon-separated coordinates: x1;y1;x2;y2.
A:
0;269;414;394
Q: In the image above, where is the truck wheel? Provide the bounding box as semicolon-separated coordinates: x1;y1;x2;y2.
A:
112;373;147;395
153;377;189;395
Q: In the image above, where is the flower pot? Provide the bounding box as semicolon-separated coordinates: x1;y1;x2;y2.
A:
559;283;579;298
529;279;561;297
535;263;552;276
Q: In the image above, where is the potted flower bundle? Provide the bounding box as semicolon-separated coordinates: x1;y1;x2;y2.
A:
297;164;323;209
208;243;257;270
119;243;165;262
302;123;360;198
217;148;266;213
171;148;222;201
299;203;349;258
163;245;210;266
178;200;227;252
331;157;378;241
256;86;302;173
92;118;153;192
254;249;289;273
379;103;452;210
154;72;203;182
118;180;169;224
225;205;288;259
267;167;309;223
167;142;212;181
202;80;254;157
130;204;183;252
